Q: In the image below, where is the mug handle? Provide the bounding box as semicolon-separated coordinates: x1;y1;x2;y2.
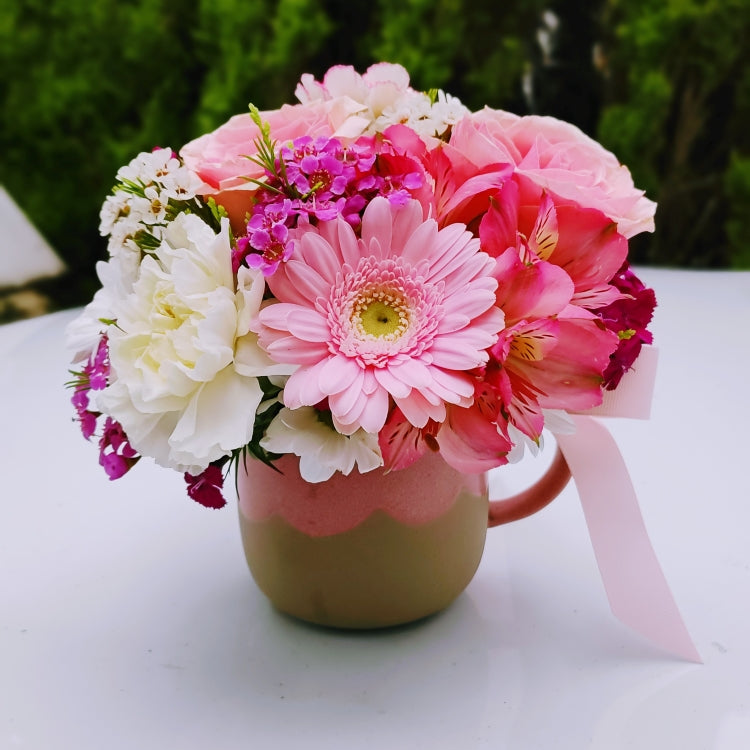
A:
488;446;571;527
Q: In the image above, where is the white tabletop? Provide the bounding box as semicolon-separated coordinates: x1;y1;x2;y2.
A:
1;268;749;750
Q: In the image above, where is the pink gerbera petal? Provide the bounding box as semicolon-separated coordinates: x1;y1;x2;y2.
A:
257;197;504;434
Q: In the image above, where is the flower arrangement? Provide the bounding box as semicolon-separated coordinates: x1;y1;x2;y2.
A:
66;62;656;509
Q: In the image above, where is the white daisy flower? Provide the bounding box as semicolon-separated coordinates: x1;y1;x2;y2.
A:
260;406;383;483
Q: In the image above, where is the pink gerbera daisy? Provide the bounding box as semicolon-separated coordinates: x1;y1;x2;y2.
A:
256;197;504;435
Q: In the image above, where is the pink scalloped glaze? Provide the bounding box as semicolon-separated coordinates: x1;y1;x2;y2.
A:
237;451;488;537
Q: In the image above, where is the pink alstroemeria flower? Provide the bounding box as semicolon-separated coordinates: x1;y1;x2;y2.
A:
256;197;504;436
426;186;620;472
483;183;621;434
379;171;624;473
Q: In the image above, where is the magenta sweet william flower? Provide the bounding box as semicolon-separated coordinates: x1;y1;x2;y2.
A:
72;388;98;440
98;417;139;480
70;337;140;479
87;336;110;390
71;336;111;439
184;464;226;509
596;263;656;390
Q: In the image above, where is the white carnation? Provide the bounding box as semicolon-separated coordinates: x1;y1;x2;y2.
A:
65;251;141;365
96;213;284;474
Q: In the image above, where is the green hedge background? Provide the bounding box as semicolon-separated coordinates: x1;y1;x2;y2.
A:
2;0;749;311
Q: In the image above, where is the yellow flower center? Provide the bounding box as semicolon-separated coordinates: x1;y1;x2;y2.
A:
353;288;411;340
359;300;402;337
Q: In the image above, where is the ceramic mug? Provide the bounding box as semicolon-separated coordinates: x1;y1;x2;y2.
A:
238;448;570;628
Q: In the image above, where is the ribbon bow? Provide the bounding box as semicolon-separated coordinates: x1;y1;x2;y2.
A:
559;346;701;662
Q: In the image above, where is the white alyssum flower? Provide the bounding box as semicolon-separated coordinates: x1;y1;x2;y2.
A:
99;193;143;264
102;192;170;254
141;186;169;225
431;90;471;129
375;89;470;138
116;147;181;186
99;192;133;236
160;165;205;201
260;406;383;482
100;148;203;253
106;221;142;260
96;213;292;474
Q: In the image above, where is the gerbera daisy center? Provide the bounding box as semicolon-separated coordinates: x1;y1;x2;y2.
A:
354;288;410;340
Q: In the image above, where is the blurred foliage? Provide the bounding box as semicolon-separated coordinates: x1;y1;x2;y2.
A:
370;0;544;110
596;0;750;267
1;0;748;313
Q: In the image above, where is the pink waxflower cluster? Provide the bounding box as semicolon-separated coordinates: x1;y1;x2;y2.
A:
233;133;423;275
69;62;657;507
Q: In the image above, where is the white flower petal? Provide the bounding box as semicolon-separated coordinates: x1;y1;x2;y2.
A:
169;366;263;469
98;214;277;471
260;406;382;481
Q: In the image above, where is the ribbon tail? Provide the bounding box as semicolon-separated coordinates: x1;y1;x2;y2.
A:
556;415;701;663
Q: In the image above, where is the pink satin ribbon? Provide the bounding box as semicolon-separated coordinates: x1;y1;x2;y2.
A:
558;346;701;662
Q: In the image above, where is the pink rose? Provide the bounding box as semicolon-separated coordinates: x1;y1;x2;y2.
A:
180;102;335;193
449;109;656;238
